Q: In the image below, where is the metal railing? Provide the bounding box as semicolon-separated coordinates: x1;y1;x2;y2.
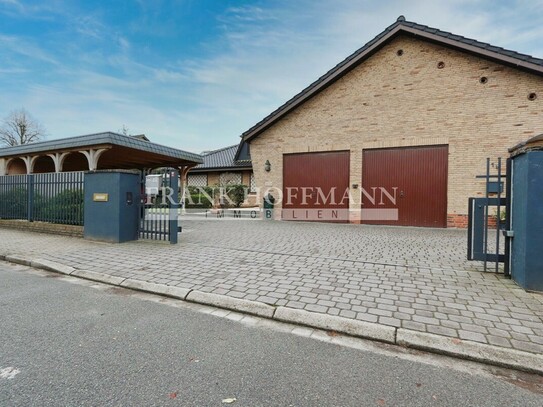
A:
0;172;84;225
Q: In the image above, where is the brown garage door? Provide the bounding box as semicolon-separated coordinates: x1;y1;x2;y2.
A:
362;145;448;228
283;151;350;223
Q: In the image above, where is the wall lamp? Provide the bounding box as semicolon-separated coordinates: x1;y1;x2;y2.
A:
264;160;271;172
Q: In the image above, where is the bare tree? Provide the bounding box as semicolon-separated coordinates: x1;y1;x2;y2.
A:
0;108;46;146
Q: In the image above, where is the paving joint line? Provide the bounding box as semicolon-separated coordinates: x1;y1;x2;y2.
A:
183;242;488;275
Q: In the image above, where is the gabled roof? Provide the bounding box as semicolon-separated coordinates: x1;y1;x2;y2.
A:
131;134;150;141
0;131;203;167
242;16;543;142
191;143;252;172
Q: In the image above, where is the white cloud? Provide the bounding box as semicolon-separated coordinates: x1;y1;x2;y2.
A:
0;34;58;65
0;0;542;153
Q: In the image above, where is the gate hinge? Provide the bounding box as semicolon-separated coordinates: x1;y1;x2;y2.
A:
502;230;514;238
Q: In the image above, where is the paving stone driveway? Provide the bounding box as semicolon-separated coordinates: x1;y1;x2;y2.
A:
0;219;541;355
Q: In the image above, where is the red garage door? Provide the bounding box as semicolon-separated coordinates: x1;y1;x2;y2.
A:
283;151;350;223
362;146;448;228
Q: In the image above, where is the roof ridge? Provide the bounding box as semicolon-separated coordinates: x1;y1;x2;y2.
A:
399;18;543;64
202;144;238;155
0;131;118;151
0;131;202;163
241;16;543;142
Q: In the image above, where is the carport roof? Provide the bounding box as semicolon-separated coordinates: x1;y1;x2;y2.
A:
0;132;203;168
191;143;252;172
241;16;543;142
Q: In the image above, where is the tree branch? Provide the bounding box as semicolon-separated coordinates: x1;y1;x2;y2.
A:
0;108;46;146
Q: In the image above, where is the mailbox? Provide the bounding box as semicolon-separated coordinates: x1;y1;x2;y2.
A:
84;170;141;243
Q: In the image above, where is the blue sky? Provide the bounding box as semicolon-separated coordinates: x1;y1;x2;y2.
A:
0;0;542;153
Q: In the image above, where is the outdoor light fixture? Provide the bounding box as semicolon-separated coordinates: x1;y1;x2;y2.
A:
264;160;271;172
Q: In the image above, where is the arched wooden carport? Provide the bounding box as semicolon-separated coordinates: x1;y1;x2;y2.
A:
0;132;202;176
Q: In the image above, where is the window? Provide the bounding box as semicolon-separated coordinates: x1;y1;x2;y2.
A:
219;172;242;186
187;173;208;187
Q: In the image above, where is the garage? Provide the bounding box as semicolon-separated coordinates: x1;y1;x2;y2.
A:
362;145;448;228
283;151;350;222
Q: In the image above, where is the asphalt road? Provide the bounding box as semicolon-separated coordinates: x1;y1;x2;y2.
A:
0;261;541;407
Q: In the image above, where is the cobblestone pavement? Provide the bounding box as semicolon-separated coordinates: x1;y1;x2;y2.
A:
0;219;541;356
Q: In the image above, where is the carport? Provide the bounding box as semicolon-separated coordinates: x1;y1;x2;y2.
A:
0;132;202;175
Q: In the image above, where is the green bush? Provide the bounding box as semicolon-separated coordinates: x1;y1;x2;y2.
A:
224;184;247;208
182;185;248;208
184;186;215;209
219;184;247;208
0;186;28;219
35;189;84;225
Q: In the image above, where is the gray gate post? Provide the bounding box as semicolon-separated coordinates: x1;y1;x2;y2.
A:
508;136;543;292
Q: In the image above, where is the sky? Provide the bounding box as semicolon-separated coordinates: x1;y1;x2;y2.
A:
0;0;542;153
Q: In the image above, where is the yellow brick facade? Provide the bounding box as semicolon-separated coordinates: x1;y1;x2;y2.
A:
249;35;543;225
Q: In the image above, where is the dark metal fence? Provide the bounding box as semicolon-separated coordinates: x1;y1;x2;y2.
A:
0;172;84;225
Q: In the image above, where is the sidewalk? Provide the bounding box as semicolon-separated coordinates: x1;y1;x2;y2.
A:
1;220;542;373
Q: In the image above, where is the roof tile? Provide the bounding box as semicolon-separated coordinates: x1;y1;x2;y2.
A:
0;131;203;164
194;145;252;170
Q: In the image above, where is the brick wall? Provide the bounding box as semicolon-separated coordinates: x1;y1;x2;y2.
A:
0;220;83;237
249;35;542;226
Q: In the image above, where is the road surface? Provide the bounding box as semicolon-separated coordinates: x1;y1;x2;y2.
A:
0;261;541;406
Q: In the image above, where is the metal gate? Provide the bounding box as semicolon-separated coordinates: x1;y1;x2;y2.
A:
139;168;180;244
467;157;510;274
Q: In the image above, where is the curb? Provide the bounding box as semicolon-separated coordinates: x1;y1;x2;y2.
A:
121;278;191;301
6;254;34;267
31;258;75;275
73;270;126;286
396;329;543;375
4;254;542;375
274;307;396;344
186;291;276;318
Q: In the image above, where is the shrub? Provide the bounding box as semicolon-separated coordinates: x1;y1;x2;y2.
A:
0;186;28;219
35;189;84;225
184;186;215;209
219;184;247;208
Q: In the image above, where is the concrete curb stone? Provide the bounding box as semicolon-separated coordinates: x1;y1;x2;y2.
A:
120;278;191;300
31;258;75;275
72;270;126;286
274;307;397;344
186;290;275;318
397;329;543;375
6;255;34;267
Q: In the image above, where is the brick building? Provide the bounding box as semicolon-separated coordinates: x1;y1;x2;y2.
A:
188;142;257;206
239;16;543;227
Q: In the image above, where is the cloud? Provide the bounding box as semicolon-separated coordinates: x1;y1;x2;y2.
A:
0;0;542;153
173;0;543;149
218;5;279;23
0;34;59;65
72;14;107;40
0;0;23;13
